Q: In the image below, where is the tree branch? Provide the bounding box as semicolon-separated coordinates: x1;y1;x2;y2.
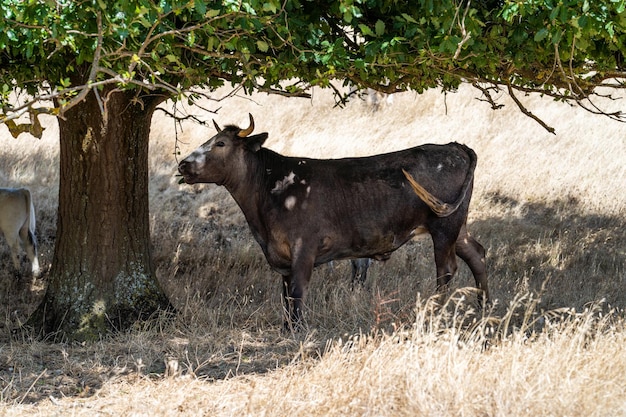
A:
471;82;504;110
453;0;472;60
506;82;556;134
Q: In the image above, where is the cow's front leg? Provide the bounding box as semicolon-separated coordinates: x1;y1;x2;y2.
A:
282;251;314;331
7;236;23;278
281;274;295;330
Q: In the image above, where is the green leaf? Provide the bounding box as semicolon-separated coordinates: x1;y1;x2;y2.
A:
359;24;373;37
207;36;217;51
194;0;207;15
6;30;17;42
534;28;549;42
401;13;417;24
582;0;590;13
606;21;615;37
257;40;269;52
375;20;385;37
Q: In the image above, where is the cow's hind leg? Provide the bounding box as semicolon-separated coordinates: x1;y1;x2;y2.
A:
19;226;40;278
455;223;489;305
350;258;371;288
431;231;458;302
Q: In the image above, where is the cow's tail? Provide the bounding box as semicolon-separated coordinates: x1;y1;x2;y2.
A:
23;189;40;276
403;144;477;217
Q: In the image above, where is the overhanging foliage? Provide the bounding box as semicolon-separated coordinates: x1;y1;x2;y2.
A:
1;0;625;134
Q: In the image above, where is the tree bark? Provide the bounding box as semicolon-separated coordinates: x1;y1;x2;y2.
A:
29;89;170;340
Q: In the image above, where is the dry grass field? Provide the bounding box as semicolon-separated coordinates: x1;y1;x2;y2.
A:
0;84;625;416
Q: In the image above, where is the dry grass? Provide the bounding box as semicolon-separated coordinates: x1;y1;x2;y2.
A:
0;85;625;416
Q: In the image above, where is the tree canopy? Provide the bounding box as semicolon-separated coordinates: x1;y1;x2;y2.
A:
2;0;626;134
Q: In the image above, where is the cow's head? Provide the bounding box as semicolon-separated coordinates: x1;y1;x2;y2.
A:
178;114;268;185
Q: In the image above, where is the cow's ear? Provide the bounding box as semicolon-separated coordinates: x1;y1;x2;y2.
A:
245;133;268;152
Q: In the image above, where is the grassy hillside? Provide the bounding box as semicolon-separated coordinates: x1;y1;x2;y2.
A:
0;85;624;416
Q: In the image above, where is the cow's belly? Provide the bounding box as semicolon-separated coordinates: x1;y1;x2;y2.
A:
261;220;429;271
316;225;430;263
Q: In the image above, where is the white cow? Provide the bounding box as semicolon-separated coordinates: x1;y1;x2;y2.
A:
0;188;40;277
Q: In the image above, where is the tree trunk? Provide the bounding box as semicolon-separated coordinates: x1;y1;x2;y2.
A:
29;89;170;340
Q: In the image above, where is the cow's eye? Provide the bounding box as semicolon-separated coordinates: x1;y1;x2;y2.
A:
215;141;225;147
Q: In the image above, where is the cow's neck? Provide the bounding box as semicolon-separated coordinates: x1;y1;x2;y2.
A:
223;149;278;249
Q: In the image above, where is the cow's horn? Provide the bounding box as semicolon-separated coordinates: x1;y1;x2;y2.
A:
213;119;222;132
237;113;255;138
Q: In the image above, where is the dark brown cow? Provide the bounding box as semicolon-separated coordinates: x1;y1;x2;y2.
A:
178;114;487;329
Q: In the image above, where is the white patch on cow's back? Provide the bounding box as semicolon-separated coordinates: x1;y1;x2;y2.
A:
436;163;443;172
284;195;297;210
271;171;296;194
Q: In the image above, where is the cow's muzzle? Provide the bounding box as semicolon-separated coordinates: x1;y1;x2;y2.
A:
177;160;197;184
